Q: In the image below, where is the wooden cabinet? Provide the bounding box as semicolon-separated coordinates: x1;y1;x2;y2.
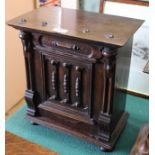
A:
7;6;143;151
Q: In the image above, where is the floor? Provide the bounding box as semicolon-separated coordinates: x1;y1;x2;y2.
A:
6;131;59;155
6;99;60;155
5;98;25;120
6;94;148;155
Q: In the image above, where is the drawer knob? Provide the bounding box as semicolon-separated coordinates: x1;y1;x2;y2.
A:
105;34;114;39
20;18;27;23
82;28;89;33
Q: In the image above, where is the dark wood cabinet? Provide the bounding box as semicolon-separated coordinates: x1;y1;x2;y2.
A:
8;6;143;151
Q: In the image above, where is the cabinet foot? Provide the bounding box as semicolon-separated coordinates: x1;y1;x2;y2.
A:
100;146;109;152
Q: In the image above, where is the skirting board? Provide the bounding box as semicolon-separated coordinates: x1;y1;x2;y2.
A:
120;89;149;99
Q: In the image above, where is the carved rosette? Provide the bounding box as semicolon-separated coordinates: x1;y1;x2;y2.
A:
98;47;117;140
19;31;37;116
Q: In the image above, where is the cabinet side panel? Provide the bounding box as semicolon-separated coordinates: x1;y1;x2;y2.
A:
112;37;133;128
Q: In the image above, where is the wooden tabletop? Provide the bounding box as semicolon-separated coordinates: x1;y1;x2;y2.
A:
7;6;143;46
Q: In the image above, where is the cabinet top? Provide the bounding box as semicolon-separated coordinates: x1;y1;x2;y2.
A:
7;6;143;47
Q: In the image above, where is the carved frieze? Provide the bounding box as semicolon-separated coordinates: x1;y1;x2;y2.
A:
32;33;102;60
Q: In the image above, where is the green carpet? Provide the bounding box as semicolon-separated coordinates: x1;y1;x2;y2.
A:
6;94;149;155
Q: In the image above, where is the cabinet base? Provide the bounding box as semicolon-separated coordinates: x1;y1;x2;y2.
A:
26;112;128;151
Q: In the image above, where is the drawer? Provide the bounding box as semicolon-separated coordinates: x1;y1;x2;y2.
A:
32;32;102;61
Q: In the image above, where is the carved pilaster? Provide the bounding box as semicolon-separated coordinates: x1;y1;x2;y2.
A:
72;66;83;108
19;31;37;116
98;47;117;140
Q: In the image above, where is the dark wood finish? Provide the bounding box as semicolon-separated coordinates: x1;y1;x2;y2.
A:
26;112;128;151
7;6;143;151
5;131;59;155
130;124;149;155
7;6;143;46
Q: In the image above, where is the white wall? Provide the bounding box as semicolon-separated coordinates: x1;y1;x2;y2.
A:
61;0;79;9
104;2;149;95
64;0;149;95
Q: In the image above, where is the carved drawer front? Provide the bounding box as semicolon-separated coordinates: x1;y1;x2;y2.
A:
33;33;102;61
40;53;93;116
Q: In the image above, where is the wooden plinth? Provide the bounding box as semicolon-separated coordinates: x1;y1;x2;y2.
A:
26;112;128;151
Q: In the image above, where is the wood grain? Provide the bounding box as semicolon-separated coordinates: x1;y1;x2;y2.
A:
6;131;59;155
130;124;149;155
7;6;143;46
